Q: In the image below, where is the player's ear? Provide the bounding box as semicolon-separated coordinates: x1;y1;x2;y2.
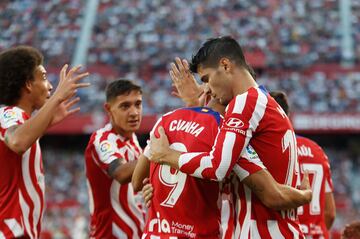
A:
24;80;33;93
219;58;231;72
104;102;111;115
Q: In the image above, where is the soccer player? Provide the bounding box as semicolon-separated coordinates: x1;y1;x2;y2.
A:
132;98;311;238
149;36;304;238
270;91;336;239
0;46;89;239
84;79;145;239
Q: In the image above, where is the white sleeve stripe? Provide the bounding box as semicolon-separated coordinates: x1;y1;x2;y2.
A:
233;92;248;114
243;150;266;169
267;220;285;239
233;164;250;181
248;89;268;132
192;155;213;178
178;152;203;168
215;132;236;180
0;230;5;239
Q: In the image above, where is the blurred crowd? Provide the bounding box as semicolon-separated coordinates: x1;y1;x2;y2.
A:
40;140;360;239
45;70;360;114
1;0;360;114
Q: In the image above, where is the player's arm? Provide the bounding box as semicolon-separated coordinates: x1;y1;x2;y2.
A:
108;159;137;184
132;154;150;192
324;159;336;229
4;65;89;154
149;90;261;181
243;170;312;210
324;192;336;229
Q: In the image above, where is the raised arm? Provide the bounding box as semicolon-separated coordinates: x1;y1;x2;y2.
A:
4;65;89;154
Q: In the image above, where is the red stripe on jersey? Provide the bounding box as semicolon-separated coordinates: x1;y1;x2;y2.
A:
112;216;133;237
99;130;112;142
0;221;15;238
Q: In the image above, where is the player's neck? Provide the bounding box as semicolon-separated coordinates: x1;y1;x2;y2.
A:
233;68;258;96
112;124;133;140
15;98;35;116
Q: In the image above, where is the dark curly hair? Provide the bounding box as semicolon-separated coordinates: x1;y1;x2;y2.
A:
0;46;43;105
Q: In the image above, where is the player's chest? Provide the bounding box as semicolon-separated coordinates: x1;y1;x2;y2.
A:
117;141;141;162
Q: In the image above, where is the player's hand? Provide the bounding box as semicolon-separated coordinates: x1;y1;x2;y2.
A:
300;171;311;190
148;126;170;163
142;180;154;208
300;171;312;203
170;57;203;106
50;97;81;126
53;64;90;103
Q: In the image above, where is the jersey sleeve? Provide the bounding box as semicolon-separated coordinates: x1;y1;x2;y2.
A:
93;135;125;171
233;145;266;181
323;155;334;193
0;107;26;139
178;88;268;181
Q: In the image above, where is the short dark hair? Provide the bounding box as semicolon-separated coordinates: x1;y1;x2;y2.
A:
270;91;290;115
0;46;43;105
189;36;256;79
342;221;360;239
106;79;142;102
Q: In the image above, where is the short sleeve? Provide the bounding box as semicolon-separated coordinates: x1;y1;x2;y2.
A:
93;138;124;171
233;145;266;181
0;107;26;139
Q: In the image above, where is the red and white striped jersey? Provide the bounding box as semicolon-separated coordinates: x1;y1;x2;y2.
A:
0;106;45;239
142;107;265;239
178;86;304;239
142;107;223;239
85;123;145;239
296;136;334;239
221;150;266;239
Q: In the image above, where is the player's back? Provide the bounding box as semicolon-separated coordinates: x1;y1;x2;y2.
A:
297;136;333;239
144;107;222;239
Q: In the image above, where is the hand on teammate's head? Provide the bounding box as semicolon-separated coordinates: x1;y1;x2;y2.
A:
170;57;203;107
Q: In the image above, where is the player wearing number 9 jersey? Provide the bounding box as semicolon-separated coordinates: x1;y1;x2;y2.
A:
270;91;336;239
137;103;268;239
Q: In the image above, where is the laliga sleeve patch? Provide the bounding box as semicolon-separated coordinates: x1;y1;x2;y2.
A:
98;140;117;163
1;109;22;128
